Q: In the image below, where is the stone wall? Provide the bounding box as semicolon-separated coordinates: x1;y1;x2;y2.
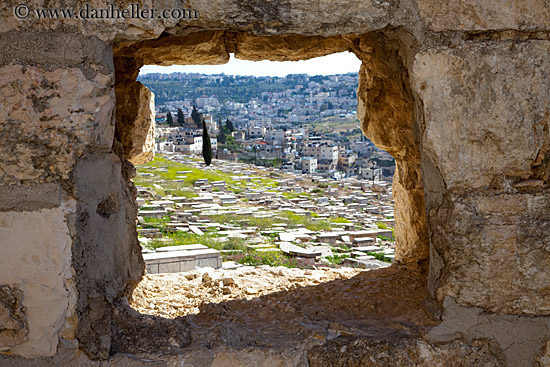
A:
0;0;549;366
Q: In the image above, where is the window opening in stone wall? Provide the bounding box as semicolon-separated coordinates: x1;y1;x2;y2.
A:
129;52;398;318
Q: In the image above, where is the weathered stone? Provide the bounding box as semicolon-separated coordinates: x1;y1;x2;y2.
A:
413;42;550;191
308;336;504;366
110;300;190;355
0;205;76;357
0;285;27;351
114;31;229;71
1;0;550;365
0;64;114;185
413;41;550;314
356;33;429;264
427;297;550;367
0;184;60;211
0;0;393;40
115;81;155;165
234;33;350;61
73;153;145;359
417;0;550;32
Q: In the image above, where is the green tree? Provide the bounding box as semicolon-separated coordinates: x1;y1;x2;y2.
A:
191;106;202;128
225;119;234;132
202;118;212;166
217;129;227;144
166;111;174;126
177;108;185;126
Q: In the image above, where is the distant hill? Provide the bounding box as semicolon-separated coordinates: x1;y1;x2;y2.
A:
137;72;358;105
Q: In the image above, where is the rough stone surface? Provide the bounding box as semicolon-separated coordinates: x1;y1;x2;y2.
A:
417;0;550;32
0;64;114;186
0;0;393;41
233;33;351;61
413;41;550;314
413;42;550;191
131;265;436;350
0;285;27;351
111;300;190;356
2;0;550;365
536;340;550;367
0;184;60;211
308;336;504;366
355;33;429;264
73;153;145;359
427;297;550;367
0;205;77;357
115;81;155;165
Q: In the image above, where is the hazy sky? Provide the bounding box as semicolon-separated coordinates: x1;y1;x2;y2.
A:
139;52;361;77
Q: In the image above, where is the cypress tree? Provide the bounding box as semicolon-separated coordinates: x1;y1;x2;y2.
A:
191;106;202;128
177;108;185;126
225;118;234;132
202;118;212;166
166;111;173;126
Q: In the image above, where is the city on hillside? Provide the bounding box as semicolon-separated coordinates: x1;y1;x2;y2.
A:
138;72;396;181
133;71;397;278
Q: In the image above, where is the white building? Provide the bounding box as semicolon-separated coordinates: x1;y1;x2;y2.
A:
302;143;339;162
174;135;202;154
157;141;174;152
172;133;217;155
195;97;218;108
301;157;317;174
203;115;219;135
361;167;383;181
265;129;286;145
248;126;266;139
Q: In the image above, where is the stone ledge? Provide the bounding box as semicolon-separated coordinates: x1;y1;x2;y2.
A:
143;248;222;274
0;184;60;211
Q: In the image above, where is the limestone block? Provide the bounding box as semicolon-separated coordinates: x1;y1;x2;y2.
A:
413;42;550;314
430;192;550;315
73;153;145;359
413;42;550;191
0;204;77;358
0;65;114;185
115;81;155;165
417;0;550;32
234;33;350;61
537;340;550;367
0;0;393;41
308;335;504;366
114;31;229;67
428;297;550;367
356;34;428;264
0;285;27;351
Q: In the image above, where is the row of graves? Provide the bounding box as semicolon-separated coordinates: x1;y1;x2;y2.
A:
136;156;396;274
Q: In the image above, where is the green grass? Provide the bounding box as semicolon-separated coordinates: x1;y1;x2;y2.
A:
279;211;332;231
376;222;388;230
330;217;351;224
224;250;315;269
148;230;248;252
325;254;350;265
376;222;395;239
282;191;312;199
209;213;278;230
134;156;282;196
367;252;393;263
